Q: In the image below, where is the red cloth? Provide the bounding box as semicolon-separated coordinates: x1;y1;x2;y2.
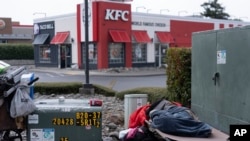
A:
172;101;182;107
128;104;150;128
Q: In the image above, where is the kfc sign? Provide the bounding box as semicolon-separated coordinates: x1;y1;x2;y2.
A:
105;9;129;21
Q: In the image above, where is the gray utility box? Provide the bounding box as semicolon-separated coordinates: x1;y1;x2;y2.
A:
124;94;148;129
27;98;102;141
192;26;250;134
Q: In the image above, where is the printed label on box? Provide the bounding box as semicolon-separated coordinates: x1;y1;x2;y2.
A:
28;114;39;124
30;128;55;141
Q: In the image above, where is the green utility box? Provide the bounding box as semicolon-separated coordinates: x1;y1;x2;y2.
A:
192;26;250;134
27;98;102;141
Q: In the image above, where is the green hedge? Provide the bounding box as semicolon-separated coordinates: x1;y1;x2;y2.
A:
166;48;191;106
0;44;34;60
34;82;116;97
116;87;168;103
34;82;167;103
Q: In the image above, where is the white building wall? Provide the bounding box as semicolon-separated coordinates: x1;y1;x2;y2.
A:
54;14;78;64
80;3;94;42
132;13;171;63
132;13;250;63
34;6;250;67
214;22;220;30
34;14;79;64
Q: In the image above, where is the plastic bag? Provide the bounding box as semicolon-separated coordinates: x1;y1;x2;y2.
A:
10;86;36;118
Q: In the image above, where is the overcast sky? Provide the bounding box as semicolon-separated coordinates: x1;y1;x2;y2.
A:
0;0;249;25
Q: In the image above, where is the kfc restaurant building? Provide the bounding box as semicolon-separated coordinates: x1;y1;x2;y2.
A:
33;0;250;69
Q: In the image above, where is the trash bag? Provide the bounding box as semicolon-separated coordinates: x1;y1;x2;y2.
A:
10;85;36;118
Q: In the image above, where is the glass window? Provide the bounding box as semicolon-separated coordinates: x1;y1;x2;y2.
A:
161;44;168;55
88;44;97;64
132;43;147;63
39;46;51;63
109;43;124;64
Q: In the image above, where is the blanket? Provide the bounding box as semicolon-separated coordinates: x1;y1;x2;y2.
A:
150;105;212;137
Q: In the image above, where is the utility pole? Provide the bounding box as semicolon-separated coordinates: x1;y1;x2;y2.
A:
84;0;89;85
80;0;94;94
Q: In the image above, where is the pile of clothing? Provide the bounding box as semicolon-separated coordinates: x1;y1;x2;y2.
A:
119;98;212;141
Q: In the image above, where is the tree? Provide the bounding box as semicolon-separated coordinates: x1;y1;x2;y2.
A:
200;0;230;19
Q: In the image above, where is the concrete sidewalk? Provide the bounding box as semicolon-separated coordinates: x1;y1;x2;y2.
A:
29;67;166;77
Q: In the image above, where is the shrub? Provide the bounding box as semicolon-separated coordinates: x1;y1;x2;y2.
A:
34;82;116;97
166;47;191;106
93;84;116;97
34;83;167;102
115;87;168;103
0;44;34;60
34;82;82;95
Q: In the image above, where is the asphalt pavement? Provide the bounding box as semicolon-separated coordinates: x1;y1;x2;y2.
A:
29;66;166;77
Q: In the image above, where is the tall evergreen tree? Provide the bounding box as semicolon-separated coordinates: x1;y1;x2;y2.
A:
200;0;230;19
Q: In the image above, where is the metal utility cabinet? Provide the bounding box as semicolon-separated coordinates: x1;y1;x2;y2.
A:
191;26;250;134
124;94;148;129
27;98;102;141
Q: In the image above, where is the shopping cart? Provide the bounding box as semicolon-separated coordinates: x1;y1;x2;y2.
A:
0;66;39;141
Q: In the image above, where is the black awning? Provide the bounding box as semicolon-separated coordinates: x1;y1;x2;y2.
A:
32;34;49;45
